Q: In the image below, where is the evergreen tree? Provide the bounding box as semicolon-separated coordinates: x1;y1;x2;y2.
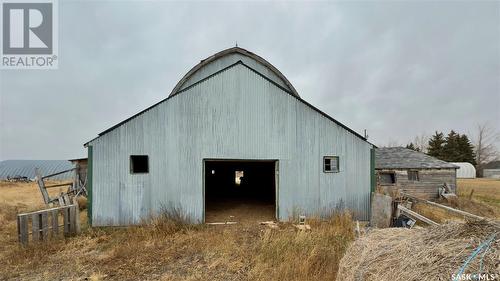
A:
427;130;477;163
442;130;461;161
406;143;420;152
457;134;476;164
427;131;446;159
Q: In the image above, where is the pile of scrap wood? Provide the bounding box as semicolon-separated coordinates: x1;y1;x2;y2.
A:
395;192;488;227
371;191;488;228
336;220;499;281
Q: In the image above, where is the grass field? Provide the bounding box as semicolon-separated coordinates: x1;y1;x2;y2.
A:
413;178;500;223
456;178;500;210
0;181;354;281
1;179;498;280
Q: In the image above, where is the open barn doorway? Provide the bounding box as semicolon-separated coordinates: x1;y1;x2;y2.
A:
204;160;277;223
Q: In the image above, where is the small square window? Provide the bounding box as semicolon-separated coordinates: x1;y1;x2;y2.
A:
408;170;419;181
130;155;149;174
379;172;396;184
324;156;339;173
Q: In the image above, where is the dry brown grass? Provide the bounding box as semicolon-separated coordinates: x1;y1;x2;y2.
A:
0;181;355;281
251;214;354;281
457;178;500;210
412;179;500;223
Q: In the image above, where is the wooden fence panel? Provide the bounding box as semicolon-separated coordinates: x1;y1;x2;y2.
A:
17;205;79;245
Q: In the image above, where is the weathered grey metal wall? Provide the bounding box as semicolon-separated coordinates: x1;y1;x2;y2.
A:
89;60;373;226
483;169;500;179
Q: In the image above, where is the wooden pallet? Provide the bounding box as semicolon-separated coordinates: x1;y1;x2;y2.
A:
17;204;80;245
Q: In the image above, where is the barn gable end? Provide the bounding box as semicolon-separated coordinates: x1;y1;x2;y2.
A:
86;48;373;226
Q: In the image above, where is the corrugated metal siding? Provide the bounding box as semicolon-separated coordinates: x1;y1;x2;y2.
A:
179;53;291;92
451;162;476;178
483;169;500;179
89;63;372;226
0;160;74;180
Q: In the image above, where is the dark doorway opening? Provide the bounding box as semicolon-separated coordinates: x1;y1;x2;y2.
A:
204;160;277;223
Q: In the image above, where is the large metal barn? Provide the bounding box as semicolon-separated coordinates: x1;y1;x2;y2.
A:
84;47;375;226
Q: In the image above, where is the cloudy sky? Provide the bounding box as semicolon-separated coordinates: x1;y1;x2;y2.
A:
0;0;499;160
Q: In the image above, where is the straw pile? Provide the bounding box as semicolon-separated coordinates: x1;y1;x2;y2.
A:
337;220;499;281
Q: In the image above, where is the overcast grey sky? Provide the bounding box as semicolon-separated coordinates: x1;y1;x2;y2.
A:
0;0;499;160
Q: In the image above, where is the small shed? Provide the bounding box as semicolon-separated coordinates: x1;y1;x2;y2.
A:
451;162;476;179
375;147;458;199
483;169;500;179
68;158;88;186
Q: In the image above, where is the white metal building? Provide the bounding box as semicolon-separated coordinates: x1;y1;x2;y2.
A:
483;169;500;179
451;162;476;179
84;47;375;226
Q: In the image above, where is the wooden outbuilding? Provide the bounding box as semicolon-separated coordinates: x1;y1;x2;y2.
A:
375;147;458;199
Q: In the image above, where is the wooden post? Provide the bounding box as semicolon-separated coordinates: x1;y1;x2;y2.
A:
73;200;81;234
64;194;71;205
40;212;48;240
17;215;29;245
51;209;59;237
58;196;65;206
69;205;76;234
35;168;50;205
32;213;40;241
63;207;70;236
468;189;474;200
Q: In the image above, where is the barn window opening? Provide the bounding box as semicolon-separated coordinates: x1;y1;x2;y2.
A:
379;172;395;184
323;156;339;173
408;170;419;181
235;170;244;185
130;155;149;174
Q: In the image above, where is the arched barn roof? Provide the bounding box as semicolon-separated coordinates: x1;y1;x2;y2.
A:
451;162;476;178
85;47;373;146
169;47;300;98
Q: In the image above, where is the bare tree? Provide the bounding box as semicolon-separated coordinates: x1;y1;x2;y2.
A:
413;133;429;153
474;123;500;176
385;139;401;147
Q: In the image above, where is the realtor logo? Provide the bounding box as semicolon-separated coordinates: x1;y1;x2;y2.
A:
1;0;58;69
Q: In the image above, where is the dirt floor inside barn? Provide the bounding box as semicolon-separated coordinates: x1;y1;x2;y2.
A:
0;179;499;280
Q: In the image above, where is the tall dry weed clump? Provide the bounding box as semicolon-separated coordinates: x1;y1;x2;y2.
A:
250;212;355;281
148;205;203;235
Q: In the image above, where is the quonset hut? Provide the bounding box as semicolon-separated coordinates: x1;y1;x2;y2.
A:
84;47;375;226
451;162;476;179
